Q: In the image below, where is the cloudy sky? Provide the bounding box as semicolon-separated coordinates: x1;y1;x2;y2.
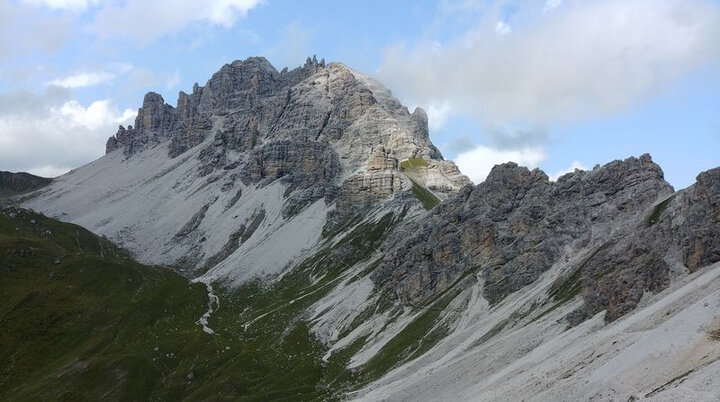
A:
1;0;719;188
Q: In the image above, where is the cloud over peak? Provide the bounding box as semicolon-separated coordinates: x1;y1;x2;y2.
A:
48;71;116;88
455;146;547;183
21;0;100;12
379;0;720;127
91;0;264;44
0;89;135;178
17;0;264;46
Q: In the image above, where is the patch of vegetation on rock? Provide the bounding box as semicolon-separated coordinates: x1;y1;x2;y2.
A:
409;179;440;210
647;195;675;226
400;158;430;170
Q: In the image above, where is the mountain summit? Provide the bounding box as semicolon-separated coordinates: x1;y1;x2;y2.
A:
13;56;720;401
27;56;469;279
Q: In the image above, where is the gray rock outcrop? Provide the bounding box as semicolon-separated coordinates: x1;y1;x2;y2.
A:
373;154;720;323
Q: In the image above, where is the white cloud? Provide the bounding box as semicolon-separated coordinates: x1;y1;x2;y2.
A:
207;0;261;27
46;63;172;92
495;21;511;35
549;160;587;181
21;0;100;11
0;91;135;177
27;165;74;178
426;101;453;131
91;0;264;44
49;71;116;88
0;1;73;58
380;0;720;128
455;146;547;183
543;0;563;12
59;100;135;130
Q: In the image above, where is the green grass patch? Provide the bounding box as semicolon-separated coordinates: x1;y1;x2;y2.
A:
466;319;508;351
410;180;440;210
0;207;214;401
0;171;52;197
647;195;675;226
322;210;366;239
548;264;583;304
530;244;609;323
400;158;429;170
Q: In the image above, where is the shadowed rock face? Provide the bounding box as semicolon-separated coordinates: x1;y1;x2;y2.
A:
374;154;720;323
681;167;720;270
564;167;720;323
240;139;342;217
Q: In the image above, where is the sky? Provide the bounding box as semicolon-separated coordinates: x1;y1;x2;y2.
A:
0;0;719;189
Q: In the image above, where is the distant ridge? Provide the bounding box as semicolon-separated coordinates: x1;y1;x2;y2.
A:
0;171;51;197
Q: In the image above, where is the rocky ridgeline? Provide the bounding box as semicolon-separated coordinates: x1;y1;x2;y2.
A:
375;154;720;323
105;56;324;157
105;56;468;217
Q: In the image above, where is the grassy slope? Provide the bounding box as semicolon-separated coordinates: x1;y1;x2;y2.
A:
0;208;344;401
0;207;212;401
399;158;430;170
409;180;440;210
210;210;410;396
0;204;460;400
399;159;441;210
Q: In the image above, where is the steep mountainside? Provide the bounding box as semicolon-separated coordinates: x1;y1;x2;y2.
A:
0;171;51;197
0;206;365;400
355;161;720;401
14;56;720;401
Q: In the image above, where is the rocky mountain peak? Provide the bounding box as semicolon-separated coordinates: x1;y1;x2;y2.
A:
483;162;549;193
105;56;437;160
104;56;469;218
135;91;176;131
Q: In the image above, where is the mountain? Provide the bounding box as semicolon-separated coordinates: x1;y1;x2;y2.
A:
23;56;468;279
0;171;52;198
11;56;720;401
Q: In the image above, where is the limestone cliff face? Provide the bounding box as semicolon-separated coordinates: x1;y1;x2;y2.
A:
105;56;468;216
